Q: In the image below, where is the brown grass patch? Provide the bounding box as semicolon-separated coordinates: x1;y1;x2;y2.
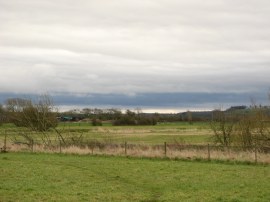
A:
5;142;270;164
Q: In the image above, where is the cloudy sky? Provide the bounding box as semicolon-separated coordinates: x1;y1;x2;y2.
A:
0;0;270;111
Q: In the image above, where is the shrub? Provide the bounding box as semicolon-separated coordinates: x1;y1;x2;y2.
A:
92;118;103;126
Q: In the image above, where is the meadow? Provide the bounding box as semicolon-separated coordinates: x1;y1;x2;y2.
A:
0;122;269;163
66;122;212;144
0;121;212;145
0;152;269;202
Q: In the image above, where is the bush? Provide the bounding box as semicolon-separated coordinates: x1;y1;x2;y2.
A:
210;108;270;150
234;108;270;149
92;118;103;126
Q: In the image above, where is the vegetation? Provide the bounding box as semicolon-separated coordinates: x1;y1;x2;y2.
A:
113;110;158;126
235;108;270;149
210;107;270;150
0;95;62;148
210;110;235;147
4;95;58;132
0;95;269;163
0;96;269;201
0;153;269;202
1;121;269;163
91;118;103;126
0;121;211;146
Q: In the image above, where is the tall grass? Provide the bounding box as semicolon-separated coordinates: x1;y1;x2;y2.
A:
5;141;270;164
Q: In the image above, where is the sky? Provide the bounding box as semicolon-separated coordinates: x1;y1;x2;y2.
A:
0;0;270;112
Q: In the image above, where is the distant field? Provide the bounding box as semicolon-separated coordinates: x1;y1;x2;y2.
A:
0;122;212;145
0;152;269;202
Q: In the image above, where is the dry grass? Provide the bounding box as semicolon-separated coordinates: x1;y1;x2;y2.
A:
93;127;211;136
5;142;270;164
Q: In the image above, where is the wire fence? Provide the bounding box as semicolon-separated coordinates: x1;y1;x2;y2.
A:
1;133;269;164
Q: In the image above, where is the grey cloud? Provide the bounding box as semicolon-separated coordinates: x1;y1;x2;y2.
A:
0;0;270;102
0;92;269;112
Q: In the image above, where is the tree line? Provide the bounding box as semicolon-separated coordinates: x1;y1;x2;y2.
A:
0;95;160;129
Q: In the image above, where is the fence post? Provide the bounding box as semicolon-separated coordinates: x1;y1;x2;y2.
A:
31;139;34;153
207;144;211;161
59;140;62;154
3;131;7;152
254;143;258;164
164;142;167;157
91;140;96;155
125;141;127;155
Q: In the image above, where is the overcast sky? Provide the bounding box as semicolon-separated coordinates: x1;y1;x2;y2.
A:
0;0;270;111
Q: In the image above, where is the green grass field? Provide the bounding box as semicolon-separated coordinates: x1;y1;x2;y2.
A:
0;122;212;145
0;152;269;202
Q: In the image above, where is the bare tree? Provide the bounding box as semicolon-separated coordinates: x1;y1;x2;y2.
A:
5;94;58;132
210;110;235;147
235;114;253;148
228;92;270;150
215;100;270;150
4;94;63;147
235;107;270;150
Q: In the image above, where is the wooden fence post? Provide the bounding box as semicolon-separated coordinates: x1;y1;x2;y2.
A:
125;142;127;155
164;142;167;157
31;139;34;153
254;143;258;164
207;144;211;161
59;140;62;154
3;131;7;152
91;141;95;155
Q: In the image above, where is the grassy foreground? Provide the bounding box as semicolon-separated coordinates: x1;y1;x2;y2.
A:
0;153;269;202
